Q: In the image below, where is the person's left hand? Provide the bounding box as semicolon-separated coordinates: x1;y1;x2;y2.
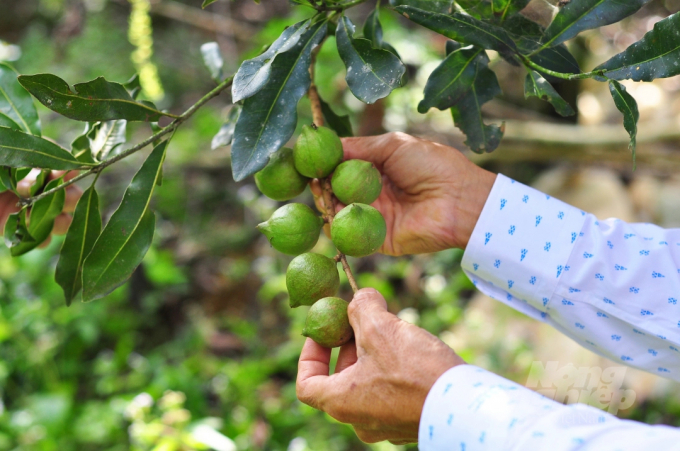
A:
296;288;464;444
0;170;82;248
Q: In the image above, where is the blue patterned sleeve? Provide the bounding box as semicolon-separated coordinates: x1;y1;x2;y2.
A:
461;174;680;381
419;365;680;451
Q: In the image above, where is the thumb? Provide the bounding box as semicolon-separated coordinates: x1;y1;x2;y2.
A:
347;288;388;333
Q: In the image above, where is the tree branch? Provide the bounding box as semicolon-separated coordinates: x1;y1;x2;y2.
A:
19;75;234;207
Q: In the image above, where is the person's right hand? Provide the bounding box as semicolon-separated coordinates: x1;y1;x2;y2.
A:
315;132;496;255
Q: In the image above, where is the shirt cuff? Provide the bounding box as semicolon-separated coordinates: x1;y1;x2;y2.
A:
418;364;562;451
461;174;588;313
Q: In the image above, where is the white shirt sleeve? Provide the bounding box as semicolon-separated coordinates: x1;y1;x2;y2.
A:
417;174;680;450
419;365;680;451
462;174;680;379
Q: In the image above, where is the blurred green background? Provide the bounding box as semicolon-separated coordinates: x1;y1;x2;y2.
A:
1;0;680;450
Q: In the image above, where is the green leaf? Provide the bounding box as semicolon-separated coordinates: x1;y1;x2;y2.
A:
363;7;383;47
71;123;97;164
541;0;650;49
202;0;218;7
56;184;102;305
0;112;22;131
212;105;241;150
232;20;311;103
231;20;327;181
319;96;353;137
336;16;405;104
91;120;127;160
0;126;84;170
419;45;483;113
0;167;13;193
388;0;453;14
28;169;50;197
18;74;168;122
455;0;493;19
595;13;680;81
524;70;575;116
0;63;41;136
81;140;167;302
608;80;639;167
449;51;504;153
4;209;33;249
395;6;517;56
124;74;142;100
492;0;530;20
11;178;66;256
200;42;225;82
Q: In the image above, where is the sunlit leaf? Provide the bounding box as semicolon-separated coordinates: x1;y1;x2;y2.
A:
395;6;517;56
0;63;41;136
212;105;241;150
389;0;454;14
595;12;680;82
91;120;127;160
18;74;169;122
56;184;102;305
201;42;225;82
82;140;167;302
232;20;311;103
524;70;575;116
419;45;482;113
608;80;639;166
231;20;327;181
541;0;650;49
336;16;405;104
0;127;84;170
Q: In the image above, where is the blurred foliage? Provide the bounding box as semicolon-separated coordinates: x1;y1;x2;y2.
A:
0;0;679;449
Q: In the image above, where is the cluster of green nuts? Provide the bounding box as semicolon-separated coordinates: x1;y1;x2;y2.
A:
254;124;386;348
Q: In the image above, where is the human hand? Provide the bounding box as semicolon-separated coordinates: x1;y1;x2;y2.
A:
296;288;464;444
0;170;82;248
313;132;496;255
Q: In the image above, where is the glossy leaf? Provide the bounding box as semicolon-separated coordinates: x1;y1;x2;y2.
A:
124;74;142;100
0;126;84;170
608;80;639;165
201;42;225;82
524;70;575;116
56;184;102;305
595;13;680;81
336;16;405;104
0;63;41;136
319;96;353;137
0;112;21;131
541;0;650;49
18;74;168;122
211;105;241;150
11;178;65;256
0;167;12;193
81;140;167;302
71;123;97;164
419;45;483;113
232;20;311;103
388;0;453;13
395;6;517;56
363;7;383;47
4;209;33;249
455;0;493;19
450;51;504;153
492;0;530;20
231;20;327;181
91;120;127;160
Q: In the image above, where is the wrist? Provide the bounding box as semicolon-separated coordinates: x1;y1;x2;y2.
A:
452;165;496;249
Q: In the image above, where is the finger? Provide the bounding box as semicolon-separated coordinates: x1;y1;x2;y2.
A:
347;288;388;332
334;340;357;373
341;133;407;168
38;236;52;249
64;185;83;213
296;338;332;410
53;213;72;235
